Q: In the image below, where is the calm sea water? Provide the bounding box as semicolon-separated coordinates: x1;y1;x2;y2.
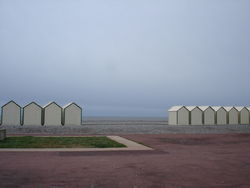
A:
83;116;168;125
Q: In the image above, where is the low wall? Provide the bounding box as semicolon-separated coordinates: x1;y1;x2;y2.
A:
0;129;6;140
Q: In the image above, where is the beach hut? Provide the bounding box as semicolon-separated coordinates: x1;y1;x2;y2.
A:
225;107;239;125
168;106;183;125
247;107;250;124
43;102;62;126
213;106;227;125
235;107;249;125
186;106;202;125
63;102;82;125
177;106;189;125
1;101;21;125
200;106;215;125
23;102;42;126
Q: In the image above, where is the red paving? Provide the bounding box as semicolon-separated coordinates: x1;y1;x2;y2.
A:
1;134;250;188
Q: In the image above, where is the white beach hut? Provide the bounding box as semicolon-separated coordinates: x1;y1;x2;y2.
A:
177;106;189;125
186;106;202;125
168;106;183;125
200;106;215;125
63;102;82;125
225;107;239;125
235;107;249;125
213;106;227;125
247;107;250;124
43;102;62;126
23;102;42;126
1;101;21;125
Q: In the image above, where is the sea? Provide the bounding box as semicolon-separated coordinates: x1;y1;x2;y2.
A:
83;116;168;125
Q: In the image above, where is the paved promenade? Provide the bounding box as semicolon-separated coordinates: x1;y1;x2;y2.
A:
1;118;250;187
1;133;250;188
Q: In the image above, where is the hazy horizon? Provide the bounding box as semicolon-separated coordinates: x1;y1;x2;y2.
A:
1;0;250;117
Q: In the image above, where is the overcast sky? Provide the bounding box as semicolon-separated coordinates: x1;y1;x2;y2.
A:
0;0;250;117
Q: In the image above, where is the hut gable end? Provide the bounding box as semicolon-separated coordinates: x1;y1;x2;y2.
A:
1;100;21;125
43;102;62;126
63;102;82;125
23;102;42;126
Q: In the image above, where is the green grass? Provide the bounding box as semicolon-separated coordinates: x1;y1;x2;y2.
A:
0;136;126;148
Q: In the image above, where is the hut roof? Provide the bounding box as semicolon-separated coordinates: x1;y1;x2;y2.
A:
235;106;246;111
63;102;82;110
224;106;236;112
168;106;185;112
23;101;42;109
43;101;62;109
211;106;224;111
199;106;210;111
186;106;198;111
1;100;21;108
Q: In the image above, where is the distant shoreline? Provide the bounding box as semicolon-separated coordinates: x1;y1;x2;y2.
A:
84;116;167;121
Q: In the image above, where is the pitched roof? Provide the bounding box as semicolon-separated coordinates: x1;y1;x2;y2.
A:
185;106;197;111
23;101;42;109
199;106;210;111
1;100;21;108
63;102;82;110
234;106;247;111
168;106;184;111
224;106;235;112
211;106;224;111
43;101;62;109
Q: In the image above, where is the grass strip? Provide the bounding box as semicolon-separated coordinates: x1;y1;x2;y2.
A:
0;136;126;148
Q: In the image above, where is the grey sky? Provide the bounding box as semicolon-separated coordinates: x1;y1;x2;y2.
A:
0;0;250;117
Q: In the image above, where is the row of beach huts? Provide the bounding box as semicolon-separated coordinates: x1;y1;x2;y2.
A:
0;101;82;126
168;106;250;125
